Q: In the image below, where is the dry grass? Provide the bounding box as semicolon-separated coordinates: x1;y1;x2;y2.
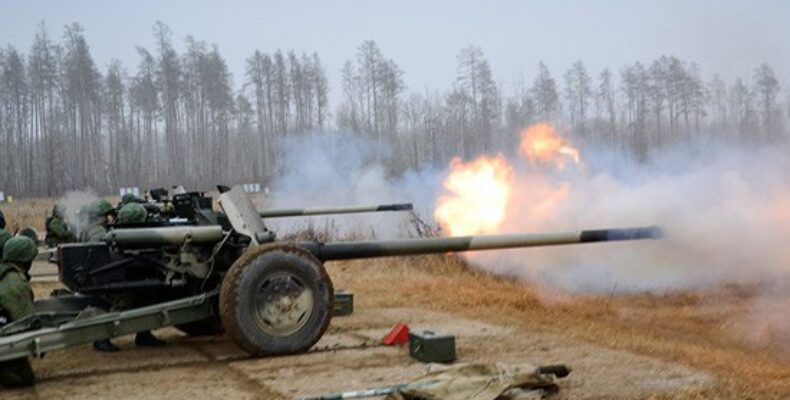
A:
1;197;56;233
1;195;122;235
328;255;790;399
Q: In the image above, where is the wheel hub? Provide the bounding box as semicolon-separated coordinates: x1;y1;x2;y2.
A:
254;273;314;336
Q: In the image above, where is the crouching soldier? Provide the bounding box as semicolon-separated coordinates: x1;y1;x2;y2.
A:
0;236;38;388
81;199;115;243
91;202;165;352
45;203;75;247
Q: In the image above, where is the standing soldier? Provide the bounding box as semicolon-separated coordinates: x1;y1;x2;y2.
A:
92;202;165;352
0;236;38;387
45;203;75;247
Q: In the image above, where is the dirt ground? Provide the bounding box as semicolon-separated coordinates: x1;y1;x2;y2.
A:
4;255;789;399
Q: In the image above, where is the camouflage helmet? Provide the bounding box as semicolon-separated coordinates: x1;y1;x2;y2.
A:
17;227;39;244
121;193;138;205
53;203;67;218
117;203;147;224
90;198;114;218
3;236;38;265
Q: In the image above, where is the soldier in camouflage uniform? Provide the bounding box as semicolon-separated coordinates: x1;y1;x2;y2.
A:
17;227;39;244
45;203;75;247
81;199;115;243
92;202;165;352
0;236;38;387
120;193;141;206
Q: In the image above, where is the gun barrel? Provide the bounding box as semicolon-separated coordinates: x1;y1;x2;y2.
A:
299;226;661;261
104;226;224;246
259;203;413;218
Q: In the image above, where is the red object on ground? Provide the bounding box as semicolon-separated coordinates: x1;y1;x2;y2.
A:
382;322;410;345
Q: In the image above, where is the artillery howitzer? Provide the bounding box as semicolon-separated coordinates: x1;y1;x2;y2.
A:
0;186;660;362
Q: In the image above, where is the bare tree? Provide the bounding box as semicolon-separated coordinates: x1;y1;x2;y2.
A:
563;60;592;134
531;62;560;122
753;63;781;140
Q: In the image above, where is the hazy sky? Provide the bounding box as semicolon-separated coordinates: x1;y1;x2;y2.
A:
1;0;788;102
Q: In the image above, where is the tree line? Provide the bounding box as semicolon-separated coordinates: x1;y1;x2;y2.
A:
1;22;786;197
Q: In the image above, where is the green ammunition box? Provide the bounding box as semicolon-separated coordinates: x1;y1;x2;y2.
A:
409;330;456;363
333;290;354;316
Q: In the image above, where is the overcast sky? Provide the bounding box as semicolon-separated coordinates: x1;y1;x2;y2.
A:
1;0;788;102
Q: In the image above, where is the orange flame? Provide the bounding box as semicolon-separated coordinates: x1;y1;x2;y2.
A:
434;155;514;236
519;123;580;168
434;123;579;237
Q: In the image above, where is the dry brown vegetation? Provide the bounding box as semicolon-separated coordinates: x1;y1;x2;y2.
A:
330;256;790;398
1;197;56;233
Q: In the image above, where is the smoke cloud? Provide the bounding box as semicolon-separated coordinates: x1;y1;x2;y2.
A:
266;131;790;352
266;132;789;294
57;189;99;238
264;133;443;239
477;142;790;293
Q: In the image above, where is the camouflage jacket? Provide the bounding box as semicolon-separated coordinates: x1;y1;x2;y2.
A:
0;262;34;324
0;229;11;259
45;216;75;247
81;223;107;243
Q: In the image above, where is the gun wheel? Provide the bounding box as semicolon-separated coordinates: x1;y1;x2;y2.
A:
219;244;333;355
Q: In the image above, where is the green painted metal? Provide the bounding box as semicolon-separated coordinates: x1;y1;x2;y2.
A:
0;292;216;362
409;330;456;363
260;203;412;218
298;226;661;261
332;291;354;317
104;226;225;246
294;383;431;400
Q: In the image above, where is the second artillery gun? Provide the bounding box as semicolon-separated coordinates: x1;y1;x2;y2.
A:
0;186;660;362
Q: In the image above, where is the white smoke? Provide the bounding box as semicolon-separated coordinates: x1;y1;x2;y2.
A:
57;189;99;238
266;131;790;353
478;143;790;293
266;133;789;294
264;132;442;239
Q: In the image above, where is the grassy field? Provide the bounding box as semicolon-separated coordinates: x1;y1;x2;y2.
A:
1;197;57;233
335;256;790;398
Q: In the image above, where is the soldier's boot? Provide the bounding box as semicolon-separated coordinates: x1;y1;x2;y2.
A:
93;339;120;352
135;331;166;347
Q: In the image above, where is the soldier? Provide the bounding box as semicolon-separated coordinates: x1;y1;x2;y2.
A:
81;198;116;243
17;227;39;245
45;203;75;247
120;193;142;206
117;202;147;225
92;202;165;352
0;236;38;388
0;209;5;230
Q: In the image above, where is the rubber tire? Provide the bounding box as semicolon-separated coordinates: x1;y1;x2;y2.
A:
219;244;333;355
175;315;224;336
